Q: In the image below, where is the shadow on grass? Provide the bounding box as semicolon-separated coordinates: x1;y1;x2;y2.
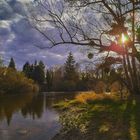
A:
53;97;140;140
131;97;140;140
123;97;140;140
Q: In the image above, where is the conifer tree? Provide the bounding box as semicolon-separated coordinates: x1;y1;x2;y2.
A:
64;52;78;81
39;60;45;70
0;56;4;67
33;60;45;84
22;61;31;78
46;70;53;91
8;58;16;70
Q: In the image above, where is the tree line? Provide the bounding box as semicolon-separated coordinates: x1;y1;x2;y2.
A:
4;52;127;93
0;57;38;94
0;52;130;95
21;52;80;91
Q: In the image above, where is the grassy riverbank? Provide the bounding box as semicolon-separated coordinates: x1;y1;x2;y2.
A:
53;92;140;140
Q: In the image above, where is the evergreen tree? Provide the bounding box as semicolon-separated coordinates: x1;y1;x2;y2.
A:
46;70;53;91
39;60;45;70
29;64;35;79
8;58;16;70
34;60;37;66
64;52;78;81
22;61;31;78
38;60;45;84
0;56;4;67
33;66;44;84
22;61;45;85
32;60;45;84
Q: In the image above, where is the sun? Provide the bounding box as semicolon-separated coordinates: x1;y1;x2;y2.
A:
122;33;128;44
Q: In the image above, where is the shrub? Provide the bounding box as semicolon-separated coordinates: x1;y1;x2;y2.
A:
0;68;39;94
75;92;115;103
94;81;106;94
110;81;121;93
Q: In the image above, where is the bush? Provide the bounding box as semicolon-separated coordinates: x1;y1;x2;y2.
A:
0;68;39;94
110;81;121;93
75;92;115;103
94;81;106;94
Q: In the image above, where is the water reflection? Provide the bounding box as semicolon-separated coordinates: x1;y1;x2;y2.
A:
0;93;34;125
0;92;76;140
21;95;44;120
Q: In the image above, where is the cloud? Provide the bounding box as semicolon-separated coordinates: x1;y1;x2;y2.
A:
8;0;27;16
1;17;77;69
0;27;10;38
0;0;27;20
0;0;13;20
0;0;86;69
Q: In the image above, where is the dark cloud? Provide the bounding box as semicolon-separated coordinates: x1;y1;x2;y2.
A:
8;0;26;16
0;0;85;69
0;27;10;37
0;0;13;20
0;0;26;20
1;18;70;69
11;19;38;45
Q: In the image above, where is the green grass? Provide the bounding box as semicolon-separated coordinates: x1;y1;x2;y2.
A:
53;99;78;110
53;94;140;140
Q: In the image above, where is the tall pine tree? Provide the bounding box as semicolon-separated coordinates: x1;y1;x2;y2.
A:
64;52;78;81
22;60;45;85
0;56;3;67
46;70;53;91
22;61;31;78
33;60;45;84
8;58;16;70
39;60;45;70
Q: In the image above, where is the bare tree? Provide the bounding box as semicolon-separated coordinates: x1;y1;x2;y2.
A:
28;0;140;95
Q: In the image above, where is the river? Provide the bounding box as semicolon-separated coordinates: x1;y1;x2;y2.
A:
0;92;76;140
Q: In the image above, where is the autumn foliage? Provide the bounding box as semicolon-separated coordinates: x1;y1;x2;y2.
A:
75;92;115;103
0;68;39;94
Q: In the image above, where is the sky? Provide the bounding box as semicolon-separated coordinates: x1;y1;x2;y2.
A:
0;0;88;69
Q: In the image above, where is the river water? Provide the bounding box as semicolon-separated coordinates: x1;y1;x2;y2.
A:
0;92;76;140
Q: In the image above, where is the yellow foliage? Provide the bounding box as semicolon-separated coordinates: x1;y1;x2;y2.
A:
75;92;114;103
0;68;39;94
99;124;110;133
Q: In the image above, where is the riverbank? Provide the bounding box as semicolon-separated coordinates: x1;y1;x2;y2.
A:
42;91;79;97
42;91;101;97
52;92;140;140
